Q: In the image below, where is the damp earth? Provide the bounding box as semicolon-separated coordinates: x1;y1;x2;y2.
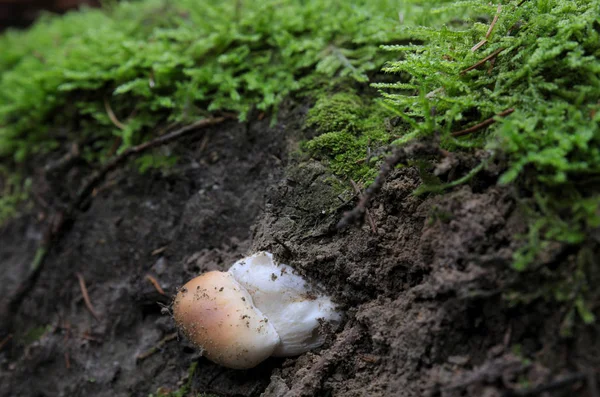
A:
1;102;599;397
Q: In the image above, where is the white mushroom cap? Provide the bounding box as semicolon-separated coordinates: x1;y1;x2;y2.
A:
173;271;280;369
228;251;342;356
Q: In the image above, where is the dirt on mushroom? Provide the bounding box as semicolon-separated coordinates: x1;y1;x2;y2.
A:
1;100;599;397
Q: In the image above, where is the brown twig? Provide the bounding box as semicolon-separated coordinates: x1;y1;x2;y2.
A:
460;47;505;75
517;0;529;6
104;96;126;130
350;180;377;234
91;179;118;197
145;275;166;296
471;5;501;52
106;137;122;158
80;332;102;342
0;334;12;351
358;354;380;364
44;143;80;175
76;272;101;322
486;5;502;39
471;40;488;52
151;246;168;256
451;108;514;137
136;332;178;362
75;117;226;209
64;351;71;369
338;138;441;229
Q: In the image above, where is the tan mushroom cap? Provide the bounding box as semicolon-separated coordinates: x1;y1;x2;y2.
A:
173;271;280;369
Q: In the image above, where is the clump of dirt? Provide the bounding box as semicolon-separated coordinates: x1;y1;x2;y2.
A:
1;101;599;397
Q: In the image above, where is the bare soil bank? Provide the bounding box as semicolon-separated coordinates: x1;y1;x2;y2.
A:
1;101;598;396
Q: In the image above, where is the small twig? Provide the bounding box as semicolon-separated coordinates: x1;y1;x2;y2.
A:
145;275;166;296
503;324;512;348
217;111;239;121
106;137;122;158
75;117;225;209
151;246;168;256
451;108;514;137
503;372;587;396
136;332;178;362
471;40;488;52
80;332;102;342
358;354;380;364
44;143;80;175
350;180;377;234
92;179;118;197
0;334;12;351
64;351;71;369
338;138;441;229
76;272;101;322
104;96;126;130
198;134;211;153
517;0;529;6
460;47;505;75
442;359;529;393
63;320;71;338
471;3;500;54
486;5;502;39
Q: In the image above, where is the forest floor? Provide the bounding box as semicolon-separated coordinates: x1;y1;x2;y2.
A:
1;99;598;397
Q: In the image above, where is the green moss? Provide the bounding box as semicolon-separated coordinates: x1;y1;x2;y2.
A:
299;0;600;331
372;0;600;329
303;92;394;182
0;168;31;225
20;325;51;345
0;0;408;226
306;92;365;134
0;0;403;165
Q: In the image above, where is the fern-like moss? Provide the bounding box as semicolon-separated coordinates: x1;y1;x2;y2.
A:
378;0;600;259
375;0;600;329
0;0;402;164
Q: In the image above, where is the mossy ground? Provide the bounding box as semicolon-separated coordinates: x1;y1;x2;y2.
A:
303;92;393;183
0;0;402;164
0;0;405;223
1;0;600;394
304;0;600;330
374;0;600;331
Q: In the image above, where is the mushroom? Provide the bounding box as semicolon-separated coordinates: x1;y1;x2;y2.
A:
173;252;341;369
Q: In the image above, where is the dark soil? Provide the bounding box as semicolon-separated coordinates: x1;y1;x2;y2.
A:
1;101;599;397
